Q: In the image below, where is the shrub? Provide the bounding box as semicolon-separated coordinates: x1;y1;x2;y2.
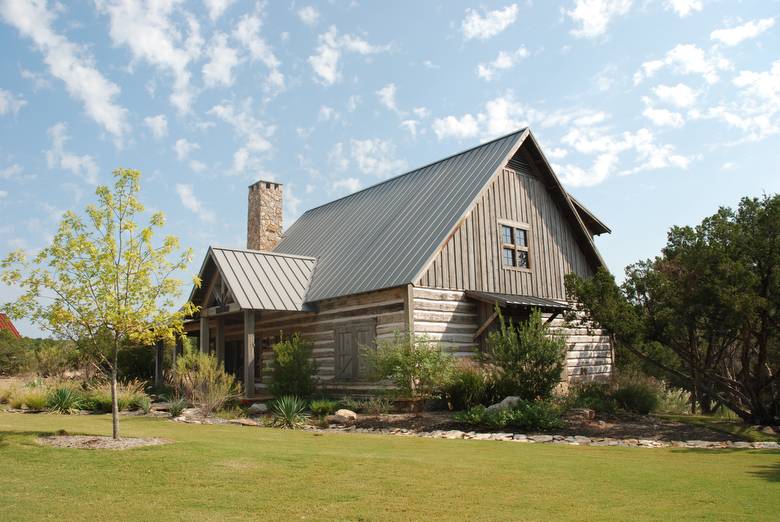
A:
364;396;392;415
484;308;566;402
613;384;659;415
269;334;317;398
21;389;48;410
34;342;79;377
270;395;309;429
338;396;363;412
310;399;339;417
130;394;152;414
47;387;84;414
117;343;155;381
442;361;506;410
362;332;453;401
455;400;564;431
214;405;246;420
168;397;187;418
568;382;618;415
658;386;691;414
175;351;239;416
0;384;18;404
0;330;33;375
84;379;146;412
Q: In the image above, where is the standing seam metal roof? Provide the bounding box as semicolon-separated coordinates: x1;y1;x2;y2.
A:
273;129;527;302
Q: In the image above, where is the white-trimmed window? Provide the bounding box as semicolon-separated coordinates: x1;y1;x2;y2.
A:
500;221;530;270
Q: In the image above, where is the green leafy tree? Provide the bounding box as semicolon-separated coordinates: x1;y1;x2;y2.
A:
484;307;566;401
269;333;317;398
1;169;198;438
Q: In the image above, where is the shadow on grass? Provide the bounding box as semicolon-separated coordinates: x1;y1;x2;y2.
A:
670;447;780;483
749;461;780;483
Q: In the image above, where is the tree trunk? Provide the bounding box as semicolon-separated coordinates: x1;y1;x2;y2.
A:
111;345;120;440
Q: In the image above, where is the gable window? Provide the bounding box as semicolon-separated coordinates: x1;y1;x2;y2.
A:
500;222;531;270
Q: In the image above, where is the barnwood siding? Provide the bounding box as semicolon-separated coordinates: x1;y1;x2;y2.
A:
250;287;405;388
417;167;594;299
413;286;611;382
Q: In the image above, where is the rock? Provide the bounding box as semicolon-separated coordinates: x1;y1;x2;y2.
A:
444;430;465;439
728;441;752;449
490;433;514;441
486;396;522;413
574;435;592;444
229;418;259;427
473;433;493;440
565;408;595;421
760;426;778;435
513;434;528;441
181;408;199;417
529;435;553;443
335;409;357;420
247;403;268;415
752;441;780;449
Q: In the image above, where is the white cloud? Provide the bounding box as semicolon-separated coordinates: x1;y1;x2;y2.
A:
332;177;362;194
721;162;736;171
318;105;339;122
432;114;481;140
175;183;214;222
642;106;684;127
477;47;529;81
566;0;632;39
376;83;398;112
234;8;285;95
400;120;420;137
346;95;361;112
711;18;775;47
0;89;26;115
461;4;519;40
1;0;128;138
308;26;388;85
204;0;233;21
0;163;23;179
546;147;568;159
350;139;408;178
634;44;731;84
189;159;207;172
202;32;240;88
144;114;168;139
664;0;702;18
208;98;275;172
46;123;99;185
174;138;199;160
328;142;349;171
297;5;319;26
20;68;50;90
96;0;203;113
653;83;697;108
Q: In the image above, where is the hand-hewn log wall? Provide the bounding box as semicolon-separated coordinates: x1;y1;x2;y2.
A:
417;168;594;300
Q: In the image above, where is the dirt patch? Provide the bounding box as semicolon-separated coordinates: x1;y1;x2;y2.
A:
38;435;171;450
354;411;735;441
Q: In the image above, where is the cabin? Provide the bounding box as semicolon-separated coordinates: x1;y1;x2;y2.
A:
171;128;613;398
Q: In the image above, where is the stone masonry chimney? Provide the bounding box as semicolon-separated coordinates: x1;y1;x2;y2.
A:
247;180;283;251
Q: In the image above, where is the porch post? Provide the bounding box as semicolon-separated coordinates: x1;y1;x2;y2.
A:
199;316;209;354
173;336;182;377
154;339;164;388
216;318;225;366
243;310;255;398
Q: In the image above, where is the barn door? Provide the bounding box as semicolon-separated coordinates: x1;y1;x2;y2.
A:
335;319;376;380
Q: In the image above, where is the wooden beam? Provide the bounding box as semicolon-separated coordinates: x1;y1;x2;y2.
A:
403;284;415;337
545;311;561;325
201;302;241;317
473;311;498;341
199;316;209;354
154;339;164;388
216;318;225;365
243;310;256;398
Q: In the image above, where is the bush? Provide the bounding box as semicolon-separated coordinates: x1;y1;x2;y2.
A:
214;405;246;420
47;387;84;414
364;396;392;415
484;308;566;402
338;396;363;412
269;334;317;398
658;386;691;414
362;332;453;401
0;383;18;404
117;343;155;382
130;394;152;414
310;399;339;417
20;389;48;410
0;330;34;375
455;400;564;431
34;342;79;377
443;361;505;410
83;379;146;412
613;384;659;415
270;395;309;429
568;382;617;415
175;351;239;416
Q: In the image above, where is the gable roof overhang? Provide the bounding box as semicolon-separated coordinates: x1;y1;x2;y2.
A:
187;246;317;314
569;195;611;236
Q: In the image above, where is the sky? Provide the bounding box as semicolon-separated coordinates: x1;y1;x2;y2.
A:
1;0;779;337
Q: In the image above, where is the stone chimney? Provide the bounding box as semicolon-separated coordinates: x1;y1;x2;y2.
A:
247;180;283;251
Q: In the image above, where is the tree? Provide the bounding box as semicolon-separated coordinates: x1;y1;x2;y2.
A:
1;169;198;438
566;195;780;424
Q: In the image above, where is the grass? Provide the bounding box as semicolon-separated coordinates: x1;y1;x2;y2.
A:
0;413;778;521
661;414;780;443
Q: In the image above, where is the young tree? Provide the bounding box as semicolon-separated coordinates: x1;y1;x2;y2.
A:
1;169;198;438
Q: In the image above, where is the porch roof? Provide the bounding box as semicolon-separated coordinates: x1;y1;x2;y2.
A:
465;290;570;312
189;246;317;312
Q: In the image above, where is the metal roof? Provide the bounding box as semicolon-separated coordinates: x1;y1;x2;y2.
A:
465;291;570;311
0;313;20;338
190;247;317;312
569;195;611;235
273;129;528;302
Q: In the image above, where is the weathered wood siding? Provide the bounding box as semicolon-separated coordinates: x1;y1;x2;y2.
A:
417;167;594;300
412;286;611;382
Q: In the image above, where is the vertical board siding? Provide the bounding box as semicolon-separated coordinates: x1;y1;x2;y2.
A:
417;168;594;300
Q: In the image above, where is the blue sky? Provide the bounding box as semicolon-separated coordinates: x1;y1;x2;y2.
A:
1;0;779;337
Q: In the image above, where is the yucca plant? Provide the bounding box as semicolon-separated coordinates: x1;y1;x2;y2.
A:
47;387;83;414
168;397;187;418
270;395;309;429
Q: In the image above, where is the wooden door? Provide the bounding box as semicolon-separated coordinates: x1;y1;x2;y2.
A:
335;319;376;380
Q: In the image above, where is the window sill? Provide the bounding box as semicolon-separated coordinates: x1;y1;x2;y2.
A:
502;266;532;274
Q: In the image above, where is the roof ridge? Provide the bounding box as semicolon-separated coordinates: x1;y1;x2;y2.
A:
210;245;317;261
298;128;528;216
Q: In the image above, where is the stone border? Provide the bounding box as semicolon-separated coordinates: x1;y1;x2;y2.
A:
308;426;780;449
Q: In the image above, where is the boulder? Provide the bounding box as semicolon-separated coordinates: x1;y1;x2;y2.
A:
332;409;357;424
529;434;553;443
229;418;259;427
247;403;268;415
486;396;522;413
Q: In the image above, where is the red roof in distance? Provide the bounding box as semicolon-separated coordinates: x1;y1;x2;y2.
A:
0;313;21;338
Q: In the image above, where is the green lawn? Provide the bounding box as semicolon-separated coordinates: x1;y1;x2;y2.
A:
0;413;778;521
660;414;780;443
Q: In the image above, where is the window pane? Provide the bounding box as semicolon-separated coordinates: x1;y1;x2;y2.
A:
515;228;527;247
501;225;513;245
502;247;515;267
517;250;529;269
